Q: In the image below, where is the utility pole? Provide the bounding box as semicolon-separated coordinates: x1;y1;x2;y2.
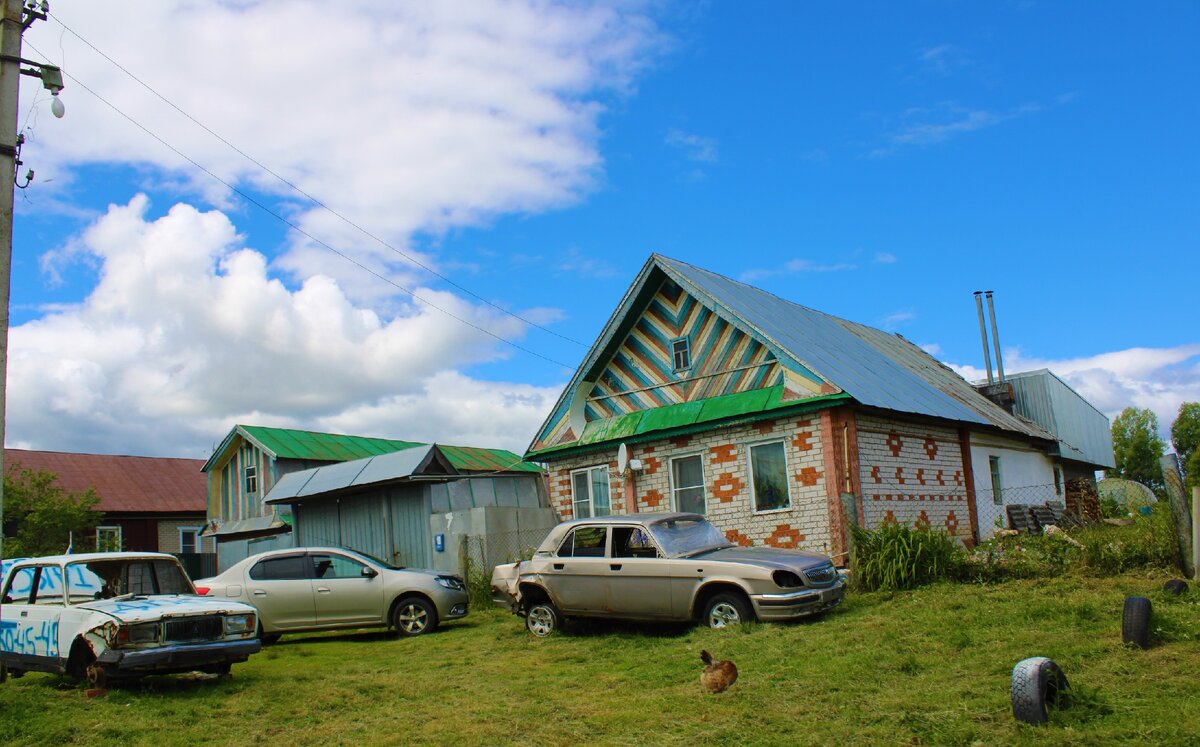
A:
0;0;61;561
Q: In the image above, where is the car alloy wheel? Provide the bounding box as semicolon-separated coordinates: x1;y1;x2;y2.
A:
394;596;437;637
525;602;559;637
708;602;742;628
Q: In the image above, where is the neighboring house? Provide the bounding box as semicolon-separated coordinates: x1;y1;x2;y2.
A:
3;448;213;558
525;255;1113;560
202;425;548;572
263;443;553;574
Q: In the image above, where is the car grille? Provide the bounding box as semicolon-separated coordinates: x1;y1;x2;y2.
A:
164;615;223;643
804;564;837;586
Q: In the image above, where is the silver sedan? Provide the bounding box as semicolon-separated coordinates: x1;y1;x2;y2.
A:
195;547;468;641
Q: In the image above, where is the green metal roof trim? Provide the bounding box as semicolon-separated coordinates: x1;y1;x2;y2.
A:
438;444;542;473
526;387;850;460
242;425;424;462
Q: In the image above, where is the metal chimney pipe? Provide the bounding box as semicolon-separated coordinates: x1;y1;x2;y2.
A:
985;290;1005;382
974;291;994;384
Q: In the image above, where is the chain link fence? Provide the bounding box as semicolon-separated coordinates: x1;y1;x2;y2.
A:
459;526;555;603
974;483;1066;538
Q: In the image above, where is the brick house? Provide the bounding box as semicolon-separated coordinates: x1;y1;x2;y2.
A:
3;448;213;557
526;255;1109;562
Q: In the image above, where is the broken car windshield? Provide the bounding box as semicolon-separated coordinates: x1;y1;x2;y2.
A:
647;519;734;557
65;558;194;603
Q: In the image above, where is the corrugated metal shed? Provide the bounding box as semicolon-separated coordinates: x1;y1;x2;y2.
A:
4;448;205;513
1007;369;1115;468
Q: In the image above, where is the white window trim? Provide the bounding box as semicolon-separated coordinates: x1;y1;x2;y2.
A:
569;465;612;519
670;336;691;372
747;438;793;514
668;452;707;514
96;525;122;551
179;526;203;554
988;455;1003;506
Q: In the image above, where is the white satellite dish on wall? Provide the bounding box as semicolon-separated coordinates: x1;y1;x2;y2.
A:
617;442;629;474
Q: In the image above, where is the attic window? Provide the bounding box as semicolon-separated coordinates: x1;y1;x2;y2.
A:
245;465;258;495
671;337;691;371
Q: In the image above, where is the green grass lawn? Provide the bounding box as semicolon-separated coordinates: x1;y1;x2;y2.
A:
1;571;1197;746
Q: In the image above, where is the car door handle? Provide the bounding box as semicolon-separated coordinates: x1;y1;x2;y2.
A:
20;610;28;617
610;564;622;571
252;590;267;597
553;563;564;570
316;587;331;593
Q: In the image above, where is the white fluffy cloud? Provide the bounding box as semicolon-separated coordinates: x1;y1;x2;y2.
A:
946;344;1200;437
8;197;563;456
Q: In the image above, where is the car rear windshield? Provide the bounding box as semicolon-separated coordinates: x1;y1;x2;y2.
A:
66;558;195;603
647;519;734;557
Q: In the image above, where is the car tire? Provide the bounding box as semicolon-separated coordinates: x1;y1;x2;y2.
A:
1011;656;1070;725
85;660;108;690
203;662;233;676
1122;596;1152;649
393;596;438;637
1163;579;1188;596
525;601;560;637
703;592;752;629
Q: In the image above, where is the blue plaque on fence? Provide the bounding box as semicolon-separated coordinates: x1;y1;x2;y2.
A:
434;533;445;552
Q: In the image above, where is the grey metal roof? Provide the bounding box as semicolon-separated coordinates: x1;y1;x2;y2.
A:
265;445;454;504
1007;369;1115;468
654;256;1056;442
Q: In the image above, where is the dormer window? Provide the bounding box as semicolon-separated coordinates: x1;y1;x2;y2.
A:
245;465;258;495
671;337;691;371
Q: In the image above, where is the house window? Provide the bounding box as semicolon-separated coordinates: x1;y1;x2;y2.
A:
245;464;258;495
96;526;122;552
989;456;1003;506
179;527;202;554
670;454;706;514
1053;467;1063;496
750;441;790;512
671;337;691;371
570;466;611;519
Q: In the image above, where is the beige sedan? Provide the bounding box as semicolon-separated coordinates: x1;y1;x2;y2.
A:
492;513;844;636
195;547;468;641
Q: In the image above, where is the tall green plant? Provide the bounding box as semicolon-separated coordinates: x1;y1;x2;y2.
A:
3;465;102;557
850;523;964;592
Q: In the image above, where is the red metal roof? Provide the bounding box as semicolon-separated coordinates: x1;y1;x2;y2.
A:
3;449;206;514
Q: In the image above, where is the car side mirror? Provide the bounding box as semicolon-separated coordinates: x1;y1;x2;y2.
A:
361;567;378;579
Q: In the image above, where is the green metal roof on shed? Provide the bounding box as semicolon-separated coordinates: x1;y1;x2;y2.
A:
203;424;540;474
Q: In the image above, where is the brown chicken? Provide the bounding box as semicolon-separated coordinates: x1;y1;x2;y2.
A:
700;650;738;694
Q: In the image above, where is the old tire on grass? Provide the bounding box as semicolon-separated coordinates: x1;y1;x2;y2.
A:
393;596;438;637
703;592;752;630
1122;596;1152;649
1011;657;1070;725
1163;579;1188;596
525;601;560;638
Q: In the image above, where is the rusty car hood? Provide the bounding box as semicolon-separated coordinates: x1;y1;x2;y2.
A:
76;595;257;623
690;547;833;572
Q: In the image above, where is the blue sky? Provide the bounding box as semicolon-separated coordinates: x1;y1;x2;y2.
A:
7;1;1198;457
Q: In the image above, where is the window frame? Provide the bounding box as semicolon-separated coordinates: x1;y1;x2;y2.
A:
248;553;311;581
569;465;612;519
244;463;259;495
748;439;792;514
670;336;691;372
989;456;1003;506
556;525;609;557
669;452;707;515
96;525;123;552
178;526;202;554
1053;466;1063;496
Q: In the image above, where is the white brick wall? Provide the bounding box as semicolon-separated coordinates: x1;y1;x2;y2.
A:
544;416;835;555
855;414;971;540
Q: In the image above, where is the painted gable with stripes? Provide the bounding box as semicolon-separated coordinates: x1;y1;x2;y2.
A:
586;279;781;419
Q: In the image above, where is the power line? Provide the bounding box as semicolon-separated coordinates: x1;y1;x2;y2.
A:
22;39;574;370
49;14;589;349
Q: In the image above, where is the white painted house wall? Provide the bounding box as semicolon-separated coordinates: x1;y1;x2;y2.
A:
970;432;1060;538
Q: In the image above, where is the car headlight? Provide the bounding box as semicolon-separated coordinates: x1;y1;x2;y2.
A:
224;613;256;635
435;575;465;590
117;623;160;645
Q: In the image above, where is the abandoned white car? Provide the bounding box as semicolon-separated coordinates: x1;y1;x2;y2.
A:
0;553;261;687
491;513;845;636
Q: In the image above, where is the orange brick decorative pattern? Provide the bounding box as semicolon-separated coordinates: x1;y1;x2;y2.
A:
936;469;945;486
895;467;906;485
915;510;931;528
871;493;965;502
923;438;938;460
945;511;959;534
953;470;963;486
641;456;661;476
755;419;776;435
887;432;903;457
871;466;881;483
709;443;738;464
764;523;805;548
643;488;665;509
725;529;753;547
792;431;813;451
670;435;692;448
795;467;822;487
712;473;743;503
916;468;926;486
883;510;898;525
